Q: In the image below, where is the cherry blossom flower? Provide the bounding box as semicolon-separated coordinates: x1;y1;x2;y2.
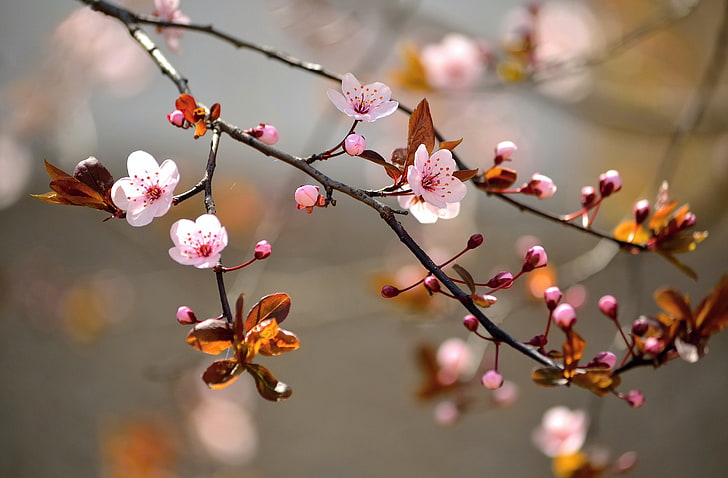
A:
111;150;179;227
406;144;467;216
420;34;485;89
532;406;589;457
327;73;399;122
397;195;460;224
152;0;191;53
169;214;228;269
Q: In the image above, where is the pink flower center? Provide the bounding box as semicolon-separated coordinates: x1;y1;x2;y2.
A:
146;184;163;201
197;243;213;257
421;171;441;191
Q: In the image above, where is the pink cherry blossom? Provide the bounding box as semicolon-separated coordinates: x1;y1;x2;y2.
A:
397;195;460;224
152;0;190;53
436;337;472;386
169;214;228;269
421;34;485;89
553;303;576;329
327;73;399;122
532;406;589;457
407;144;467;212
111;150;179;227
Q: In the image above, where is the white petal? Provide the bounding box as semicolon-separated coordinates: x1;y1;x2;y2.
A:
111;178;132;210
127;150;159;175
409;199;440;224
438;201;460;219
195;213;223;232
369;100;399;121
675;338;700;363
170;218;196;246
340;72;361;95
158;159;180;187
327;89;353;116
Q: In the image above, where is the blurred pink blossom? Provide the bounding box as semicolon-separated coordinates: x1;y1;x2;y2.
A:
421;34;485;89
532;406;589;457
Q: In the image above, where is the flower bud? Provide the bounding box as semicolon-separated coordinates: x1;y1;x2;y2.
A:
522;245;548;272
525;173;557;199
494;140;517;163
481;370;504;390
580;186;597;208
176;305;197;325
381;285;400;298
295;185;320;208
553;303;576;329
254;240;272;259
680;212;696;229
590;351;617;370
463;314;479;332
543;286;562;310
467;233;484;249
252;123;279;145
624;389;644;408
526;334;547;348
633;199;650;225
598;169;622;197
167;109;186;128
598;295;618;320
424;275;441;293
344;133;366;156
486;271;514;289
472;293;497;308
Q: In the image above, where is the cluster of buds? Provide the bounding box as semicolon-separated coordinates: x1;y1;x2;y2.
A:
477;141;557;199
562;169;623;227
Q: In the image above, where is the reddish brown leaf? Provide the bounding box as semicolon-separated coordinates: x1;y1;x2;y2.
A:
359;149;403;182
209;102;221;121
694;275;728;336
654;287;692;323
571;370;620;397
484;167;518;190
32;160;120;215
202;359;243;389
452;264;476;294
245;293;291;331
186;318;234;354
452;169;479;182
246;363;292;401
438;138;463;152
175;94;197;122
234;293;245;341
405;99;436;171
531;366;568;387
258;328;300;356
390;147;407;168
562;330;586;379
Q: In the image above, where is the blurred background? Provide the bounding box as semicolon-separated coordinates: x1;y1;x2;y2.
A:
1;0;728;476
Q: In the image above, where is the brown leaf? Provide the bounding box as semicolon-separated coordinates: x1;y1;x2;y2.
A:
483;167;518;190
245;293;291;331
654;287;692;323
246;363;293;401
562;330;586;379
452;264;476;294
246;318;300;356
73;157;114;194
234;293;245;340
186;318;234;354
452;169;478;182
175;94;198;123
359;149;402;182
209;103;221;121
531;366;568;387
202;359;243;389
438;138;463;152
571;370;620;397
694;275;728;336
32;160;120;215
390;147;407;168
405;99;436;171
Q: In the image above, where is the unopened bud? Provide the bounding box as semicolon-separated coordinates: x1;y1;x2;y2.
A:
463;314;479;332
481;370;504;390
644;336;665;355
680;212;696;229
633;199;650;225
424;275;441;293
525;173;557;199
254;240;272;259
176;305;197;325
381;285;400;298
599;169;622;197
590;351;617;370
624;389;645;408
598;295;618;320
344;133;366;156
580;186;597;208
472;293;498;308
250;123;279;145
522;245;548;272
295;185;320;208
543;286;562;310
631;317;650;336
486;271;514;289
494;140;517;164
467;233;484;249
553;303;576;329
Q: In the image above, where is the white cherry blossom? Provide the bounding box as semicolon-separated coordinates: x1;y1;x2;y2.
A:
169;214;228;269
327;73;398;122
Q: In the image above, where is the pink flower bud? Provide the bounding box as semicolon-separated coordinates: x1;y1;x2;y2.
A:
624;389;645;408
463;314;479;332
295;185;320;208
176;305;197;325
467;233;484;249
253;123;279;145
254;240;272;259
522;245;548;272
381;285;400;298
495;140;517;161
167;109;186;128
543;286;562;310
598;169;622;197
344;133;366;156
633;199;650;225
526;173;557;199
631;316;650;336
472;293;498;308
580;186;597;208
591;351;617;369
598;295;618;320
553;303;576;329
424;275;441;293
680;212;696;229
481;370;504;390
644;337;665;355
486;271;514;289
